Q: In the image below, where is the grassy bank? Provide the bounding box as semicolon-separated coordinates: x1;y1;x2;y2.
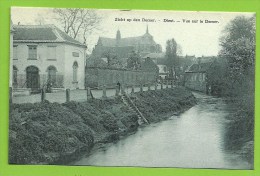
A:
223;93;254;165
9;87;196;164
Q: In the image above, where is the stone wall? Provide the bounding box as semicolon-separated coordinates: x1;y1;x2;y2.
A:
85;67;157;88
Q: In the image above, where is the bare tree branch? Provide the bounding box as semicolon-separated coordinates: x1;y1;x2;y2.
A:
53;8;102;45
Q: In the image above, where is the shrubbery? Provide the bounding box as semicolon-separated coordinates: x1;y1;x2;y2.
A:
133;87;196;122
9;87;196;164
9;101;94;164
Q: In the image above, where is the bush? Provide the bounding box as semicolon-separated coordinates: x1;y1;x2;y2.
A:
9;87;196;164
9;101;94;164
100;114;119;132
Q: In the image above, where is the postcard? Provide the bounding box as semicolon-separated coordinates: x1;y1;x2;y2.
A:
9;7;255;170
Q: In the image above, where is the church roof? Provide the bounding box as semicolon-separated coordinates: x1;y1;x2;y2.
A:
13;24;86;47
98;26;157;47
99;36;144;47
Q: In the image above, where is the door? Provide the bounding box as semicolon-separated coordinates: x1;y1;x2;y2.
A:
26;66;39;91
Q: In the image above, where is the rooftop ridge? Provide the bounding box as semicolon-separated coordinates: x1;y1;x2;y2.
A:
13;24;86;47
13;24;56;28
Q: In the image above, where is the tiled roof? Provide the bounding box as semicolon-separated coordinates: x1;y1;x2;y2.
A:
185;62;213;73
13;24;86;47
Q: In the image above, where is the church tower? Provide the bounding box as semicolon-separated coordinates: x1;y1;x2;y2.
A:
116;29;121;40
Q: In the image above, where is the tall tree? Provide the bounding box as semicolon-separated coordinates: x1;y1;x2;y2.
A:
127;51;141;70
53;8;101;45
218;15;256;160
102;50;121;68
219;15;256;96
165;38;178;79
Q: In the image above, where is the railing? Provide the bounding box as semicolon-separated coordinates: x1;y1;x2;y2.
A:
10;81;175;104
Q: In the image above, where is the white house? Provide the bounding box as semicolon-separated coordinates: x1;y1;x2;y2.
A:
10;21;15;88
12;24;87;93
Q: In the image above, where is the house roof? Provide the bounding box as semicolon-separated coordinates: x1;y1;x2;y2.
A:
141;58;159;72
142;52;165;59
13;24;86;47
185;62;213;73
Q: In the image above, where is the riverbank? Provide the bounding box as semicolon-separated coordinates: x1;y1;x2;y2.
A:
223;94;254;166
9;87;196;164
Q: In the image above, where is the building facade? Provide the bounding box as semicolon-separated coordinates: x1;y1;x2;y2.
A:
92;26;162;59
12;24;87;92
10;21;14;88
184;62;213;93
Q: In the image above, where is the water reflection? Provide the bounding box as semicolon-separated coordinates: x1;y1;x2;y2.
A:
73;92;252;169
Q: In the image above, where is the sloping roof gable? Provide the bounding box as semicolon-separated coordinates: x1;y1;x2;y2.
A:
13;24;85;47
186;62;213;73
13;26;57;40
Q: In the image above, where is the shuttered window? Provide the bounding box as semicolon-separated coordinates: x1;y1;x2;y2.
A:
28;45;37;60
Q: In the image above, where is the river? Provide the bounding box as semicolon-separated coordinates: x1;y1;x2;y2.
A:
73;92;252;169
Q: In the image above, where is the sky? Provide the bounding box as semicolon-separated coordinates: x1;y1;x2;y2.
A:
11;7;254;57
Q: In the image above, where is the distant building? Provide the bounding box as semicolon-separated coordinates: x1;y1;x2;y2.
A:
185;62;211;93
92;26;162;59
184;57;220;94
12;24;87;93
142;52;165;64
142;52;167;80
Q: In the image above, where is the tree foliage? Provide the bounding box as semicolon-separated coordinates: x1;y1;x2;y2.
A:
53;8;102;44
127;51;141;70
165;38;179;79
218;15;256;96
218;15;255;161
102;50;122;68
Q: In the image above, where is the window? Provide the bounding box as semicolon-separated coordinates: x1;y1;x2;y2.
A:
72;52;79;57
13;66;18;88
47;66;57;85
47;46;56;60
163;66;167;72
13;45;18;60
73;61;78;82
28;45;37;60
